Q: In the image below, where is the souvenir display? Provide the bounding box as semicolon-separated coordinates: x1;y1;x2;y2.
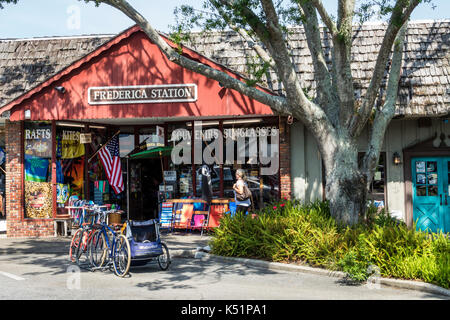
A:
56;184;69;204
427;173;438;185
427;161;437;172
25;181;52;219
416;161;425;173
416;174;426;184
24;155;50;182
24;125;52;158
60;130;85;159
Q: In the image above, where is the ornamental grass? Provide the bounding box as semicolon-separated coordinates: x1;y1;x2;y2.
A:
210;199;450;289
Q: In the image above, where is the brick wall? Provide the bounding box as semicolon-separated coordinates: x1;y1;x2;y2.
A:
5;120;54;237
279;117;291;200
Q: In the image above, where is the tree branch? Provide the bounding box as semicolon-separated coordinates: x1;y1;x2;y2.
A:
333;0;356;127
348;0;420;137
297;0;339;126
209;0;277;71
362;22;407;182
311;0;338;36
95;0;290;114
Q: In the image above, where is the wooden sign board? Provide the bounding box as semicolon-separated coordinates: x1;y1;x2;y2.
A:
80;133;92;144
88;84;198;105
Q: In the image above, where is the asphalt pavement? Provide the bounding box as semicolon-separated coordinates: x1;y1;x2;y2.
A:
0;232;448;300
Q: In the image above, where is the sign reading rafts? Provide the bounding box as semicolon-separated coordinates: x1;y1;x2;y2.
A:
88;84;198;105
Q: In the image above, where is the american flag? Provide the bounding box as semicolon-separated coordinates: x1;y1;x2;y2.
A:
98;135;124;194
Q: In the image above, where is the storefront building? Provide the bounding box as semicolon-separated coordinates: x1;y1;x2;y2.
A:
0;21;449;237
0;26;290;237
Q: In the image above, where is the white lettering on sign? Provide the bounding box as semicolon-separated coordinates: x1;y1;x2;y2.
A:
62;130;80;141
88;84;197;105
25;129;51;140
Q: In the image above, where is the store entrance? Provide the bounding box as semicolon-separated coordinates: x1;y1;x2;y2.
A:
129;158;162;221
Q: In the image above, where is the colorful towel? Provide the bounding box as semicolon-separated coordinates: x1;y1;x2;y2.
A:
24;155;50;182
57;184;69;204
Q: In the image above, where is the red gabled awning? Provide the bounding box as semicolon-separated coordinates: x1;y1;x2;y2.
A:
1;25;275;122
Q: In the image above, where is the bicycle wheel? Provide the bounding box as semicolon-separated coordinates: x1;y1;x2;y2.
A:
88;229;107;269
69;228;82;263
112;234;131;277
157;242;171;271
75;229;90;266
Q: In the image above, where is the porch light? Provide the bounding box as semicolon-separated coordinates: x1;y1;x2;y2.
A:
393;152;402;165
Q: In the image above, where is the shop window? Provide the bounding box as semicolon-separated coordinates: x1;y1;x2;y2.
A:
160;119;280;208
87;128;124;209
358;152;387;208
24;122;53;219
55;126;86;210
119;128;135;158
139;126;164;149
166;122;193;199
221;118;280;209
194;125;222;197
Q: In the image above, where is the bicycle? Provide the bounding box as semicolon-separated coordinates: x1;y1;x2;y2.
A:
69;209;102;267
88;210;131;277
69;205;103;265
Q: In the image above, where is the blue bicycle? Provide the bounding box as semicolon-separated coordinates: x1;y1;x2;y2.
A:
88;210;131;277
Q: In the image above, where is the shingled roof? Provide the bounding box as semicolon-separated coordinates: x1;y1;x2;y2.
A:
0;35;112;109
0;20;448;118
187;20;449;118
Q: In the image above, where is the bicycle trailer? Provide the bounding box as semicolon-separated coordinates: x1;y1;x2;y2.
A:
125;219;171;269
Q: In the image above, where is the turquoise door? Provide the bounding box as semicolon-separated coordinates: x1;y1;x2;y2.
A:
412;157;450;233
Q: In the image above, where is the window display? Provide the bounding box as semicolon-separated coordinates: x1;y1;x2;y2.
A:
24;122;52;219
56;127;86;199
165;118;280;208
358;152;386;208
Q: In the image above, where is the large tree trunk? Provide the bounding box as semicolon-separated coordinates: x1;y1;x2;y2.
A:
323;142;368;226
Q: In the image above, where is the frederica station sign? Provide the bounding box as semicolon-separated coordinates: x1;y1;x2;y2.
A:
88;84;198;105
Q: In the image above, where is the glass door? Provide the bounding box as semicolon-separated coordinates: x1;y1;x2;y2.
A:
443;159;450;233
412;157;450;233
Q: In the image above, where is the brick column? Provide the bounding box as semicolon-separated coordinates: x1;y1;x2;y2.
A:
5;120;54;237
279;117;291;200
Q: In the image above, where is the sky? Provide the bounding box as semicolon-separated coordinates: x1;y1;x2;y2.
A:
0;0;449;39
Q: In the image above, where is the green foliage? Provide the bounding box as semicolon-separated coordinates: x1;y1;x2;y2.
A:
211;199;450;288
0;0;18;9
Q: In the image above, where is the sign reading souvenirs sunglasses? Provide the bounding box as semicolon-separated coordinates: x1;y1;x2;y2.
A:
88;84;198;105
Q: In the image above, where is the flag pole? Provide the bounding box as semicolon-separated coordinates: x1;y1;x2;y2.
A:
127;156;130;221
88;130;120;163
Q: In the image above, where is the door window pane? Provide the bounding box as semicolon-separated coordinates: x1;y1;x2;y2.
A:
427;173;438;185
416;174;426;184
416;186;427;196
428;186;438;196
427;161;437;172
416;161;425;173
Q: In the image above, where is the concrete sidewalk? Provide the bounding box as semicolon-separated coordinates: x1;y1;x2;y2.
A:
0;232;212;255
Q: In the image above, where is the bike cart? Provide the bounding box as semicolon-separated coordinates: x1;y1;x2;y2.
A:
125;219;171;270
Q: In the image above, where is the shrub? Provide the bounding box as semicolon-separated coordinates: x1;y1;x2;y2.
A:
210;200;450;289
